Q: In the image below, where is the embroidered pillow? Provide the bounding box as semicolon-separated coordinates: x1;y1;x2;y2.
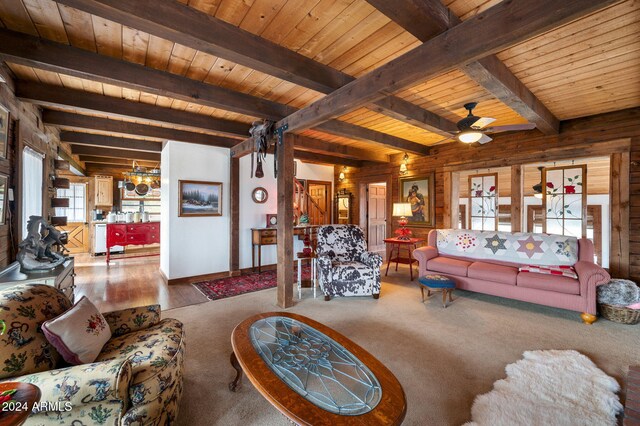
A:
519;265;578;279
42;296;111;365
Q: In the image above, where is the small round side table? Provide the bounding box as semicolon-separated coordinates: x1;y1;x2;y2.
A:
417;274;456;308
0;382;41;426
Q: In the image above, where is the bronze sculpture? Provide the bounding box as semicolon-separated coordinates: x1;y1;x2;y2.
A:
17;216;68;272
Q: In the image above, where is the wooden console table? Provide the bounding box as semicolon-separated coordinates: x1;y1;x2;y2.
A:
107;222;160;264
251;226;317;273
384;237;424;281
0;260;75;302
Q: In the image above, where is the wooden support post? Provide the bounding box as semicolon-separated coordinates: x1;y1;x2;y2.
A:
277;133;295;308
229;156;240;277
610;151;630;278
511;165;523;232
443;172;460;228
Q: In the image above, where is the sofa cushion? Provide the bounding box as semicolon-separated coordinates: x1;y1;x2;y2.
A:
427;257;472;277
517;272;580;295
96;318;185;408
468;262;518;285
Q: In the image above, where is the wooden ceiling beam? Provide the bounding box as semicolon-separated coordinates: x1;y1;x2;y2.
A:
70;145;161;161
54;0;456;136
61;131;162;152
294;151;363;168
278;0;615;133
230;134;389;162
366;0;560;135
22;83;249;137
2;30;425;153
79;156;157;167
43;109;239;147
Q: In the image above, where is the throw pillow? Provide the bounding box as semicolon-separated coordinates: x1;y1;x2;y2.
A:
42;296;111;365
519;265;578;279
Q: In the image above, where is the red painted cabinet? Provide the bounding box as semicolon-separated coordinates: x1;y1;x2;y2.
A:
106;222;160;263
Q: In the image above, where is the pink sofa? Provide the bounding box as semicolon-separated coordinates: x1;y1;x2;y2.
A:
413;230;610;323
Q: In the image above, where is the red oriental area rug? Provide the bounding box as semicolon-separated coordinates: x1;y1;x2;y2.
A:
192;265;312;301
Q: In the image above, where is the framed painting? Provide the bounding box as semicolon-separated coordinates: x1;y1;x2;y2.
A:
398;174;435;227
178;180;222;217
0;175;6;225
0;104;8;159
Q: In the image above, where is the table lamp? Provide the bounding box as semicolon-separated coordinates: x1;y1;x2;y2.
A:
392;203;413;240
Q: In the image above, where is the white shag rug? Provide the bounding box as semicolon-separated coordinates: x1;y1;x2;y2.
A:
465;350;623;426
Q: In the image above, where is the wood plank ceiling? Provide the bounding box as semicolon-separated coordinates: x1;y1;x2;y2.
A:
0;0;637;176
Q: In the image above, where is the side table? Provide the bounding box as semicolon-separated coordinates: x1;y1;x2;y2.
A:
297;253;317;299
0;382;41;426
384;237;423;281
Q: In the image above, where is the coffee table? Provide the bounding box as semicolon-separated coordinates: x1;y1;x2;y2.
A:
229;312;406;425
0;382;41;426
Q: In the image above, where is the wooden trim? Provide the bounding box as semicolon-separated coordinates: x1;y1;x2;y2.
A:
276;134;295;308
277;0;616;133
177;180;222;217
511;165;524;232
162;269;230;286
610;151;630;277
443;171;460;229
229;156;240;275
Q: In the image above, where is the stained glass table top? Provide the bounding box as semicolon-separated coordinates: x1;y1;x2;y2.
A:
249;316;382;416
230;312;406;425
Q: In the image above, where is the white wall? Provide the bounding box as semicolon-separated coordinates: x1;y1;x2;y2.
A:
239;154;334;269
160;141;230;280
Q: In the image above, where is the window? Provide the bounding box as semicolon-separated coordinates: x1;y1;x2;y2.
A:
55;183;87;222
21;146;44;238
468;173;498;231
543;165;587;238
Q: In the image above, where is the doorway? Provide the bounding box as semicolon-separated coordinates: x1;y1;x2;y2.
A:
306;181;331;225
56;182;90;254
367;183;387;258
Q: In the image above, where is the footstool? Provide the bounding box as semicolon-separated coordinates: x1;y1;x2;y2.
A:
418;274;456;308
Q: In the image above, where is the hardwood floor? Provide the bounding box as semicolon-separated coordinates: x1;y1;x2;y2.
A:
73;252;208;313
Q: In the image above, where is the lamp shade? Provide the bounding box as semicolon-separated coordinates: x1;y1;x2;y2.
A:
392;203;413;217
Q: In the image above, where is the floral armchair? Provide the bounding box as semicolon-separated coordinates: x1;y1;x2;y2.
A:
0;284;185;425
316;225;383;300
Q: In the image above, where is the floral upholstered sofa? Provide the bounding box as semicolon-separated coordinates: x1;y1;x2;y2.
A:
316;225;383;300
414;229;610;323
0;284;185;425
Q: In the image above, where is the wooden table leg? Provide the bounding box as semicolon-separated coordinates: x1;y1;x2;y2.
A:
385;245;393;276
395;245;400;271
229;352;243;392
252;244;255;272
258;245;262;274
409;244;415;281
442;289;448;308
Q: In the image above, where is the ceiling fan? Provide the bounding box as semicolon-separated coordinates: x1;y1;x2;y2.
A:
438;102;537;145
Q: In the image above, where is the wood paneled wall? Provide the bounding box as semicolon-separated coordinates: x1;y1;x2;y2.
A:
0;65;62;268
335;107;640;280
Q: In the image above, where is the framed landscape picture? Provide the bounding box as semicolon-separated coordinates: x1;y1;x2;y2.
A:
398;173;435;227
0;104;8;159
179;180;222;217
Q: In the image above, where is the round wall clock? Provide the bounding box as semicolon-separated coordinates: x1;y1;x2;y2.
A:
252;187;268;203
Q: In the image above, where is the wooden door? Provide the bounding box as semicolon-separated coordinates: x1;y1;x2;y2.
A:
368;184;387;258
59;223;89;254
307;182;330;225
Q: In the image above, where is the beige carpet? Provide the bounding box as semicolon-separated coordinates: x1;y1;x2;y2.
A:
166;267;640;425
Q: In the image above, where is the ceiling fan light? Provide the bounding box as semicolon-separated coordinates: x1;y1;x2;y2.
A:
458;130;483;143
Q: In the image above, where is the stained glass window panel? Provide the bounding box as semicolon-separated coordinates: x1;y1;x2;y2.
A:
469;173;498;231
544;165;586;238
